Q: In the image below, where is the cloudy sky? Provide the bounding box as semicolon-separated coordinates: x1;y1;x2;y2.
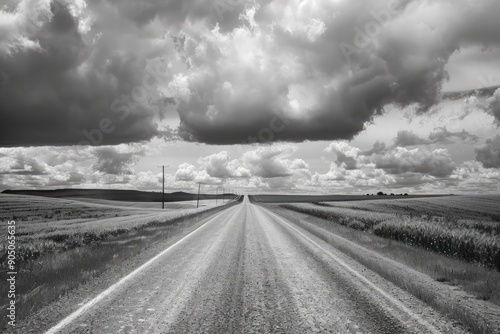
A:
1;0;499;194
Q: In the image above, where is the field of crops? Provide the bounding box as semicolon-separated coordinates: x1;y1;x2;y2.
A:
281;195;500;270
250;194;446;203
0;194;215;264
320;195;500;222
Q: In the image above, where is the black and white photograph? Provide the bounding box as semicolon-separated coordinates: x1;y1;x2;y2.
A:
1;0;500;332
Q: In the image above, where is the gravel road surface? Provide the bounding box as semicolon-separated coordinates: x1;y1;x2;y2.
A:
44;197;467;333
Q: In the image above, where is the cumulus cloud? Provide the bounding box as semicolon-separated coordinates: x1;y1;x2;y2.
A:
325;142;360;170
450;160;500;193
174;163;221;184
175;163;196;181
393;131;430;147
361;140;387;156
373;147;456;177
475;135;500;168
320;139;457;190
0;144;158;190
172;144;311;191
173;0;500;144
174;163;197;181
0;147;89;188
310;163;395;192
91;146;143;175
1;0;500;147
197;151;251;179
241;145;309;178
0;152;48;175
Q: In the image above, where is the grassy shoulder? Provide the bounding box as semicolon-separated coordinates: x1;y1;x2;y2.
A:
0;195;242;330
279;195;500;270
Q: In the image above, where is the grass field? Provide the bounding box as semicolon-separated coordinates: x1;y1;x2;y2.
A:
0;194;217;263
277;195;500;270
250;193;449;203
69;198;224;209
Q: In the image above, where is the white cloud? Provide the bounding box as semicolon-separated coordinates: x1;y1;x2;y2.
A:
241;144;309;178
197;151;251;179
373;147;456;177
170;144;313;191
325;141;361;170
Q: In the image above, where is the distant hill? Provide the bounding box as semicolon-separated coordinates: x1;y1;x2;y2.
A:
2;189;234;202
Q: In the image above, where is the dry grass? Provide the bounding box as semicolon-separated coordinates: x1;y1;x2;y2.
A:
373;218;499;267
281;196;500;271
0;194;210;264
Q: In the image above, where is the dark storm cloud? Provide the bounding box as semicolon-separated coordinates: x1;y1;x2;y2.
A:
1;0;500;147
0;1;171;147
475;135;500;169
173;0;500;144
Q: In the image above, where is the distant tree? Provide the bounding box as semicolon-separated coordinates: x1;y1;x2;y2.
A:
390;193;395;196
377;191;385;196
404;193;409;196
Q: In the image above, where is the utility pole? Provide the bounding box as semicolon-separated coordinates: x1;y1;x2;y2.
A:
158;165;168;209
196;182;201;208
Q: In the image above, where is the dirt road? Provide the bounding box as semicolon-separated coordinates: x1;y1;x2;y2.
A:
44;196;467;333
